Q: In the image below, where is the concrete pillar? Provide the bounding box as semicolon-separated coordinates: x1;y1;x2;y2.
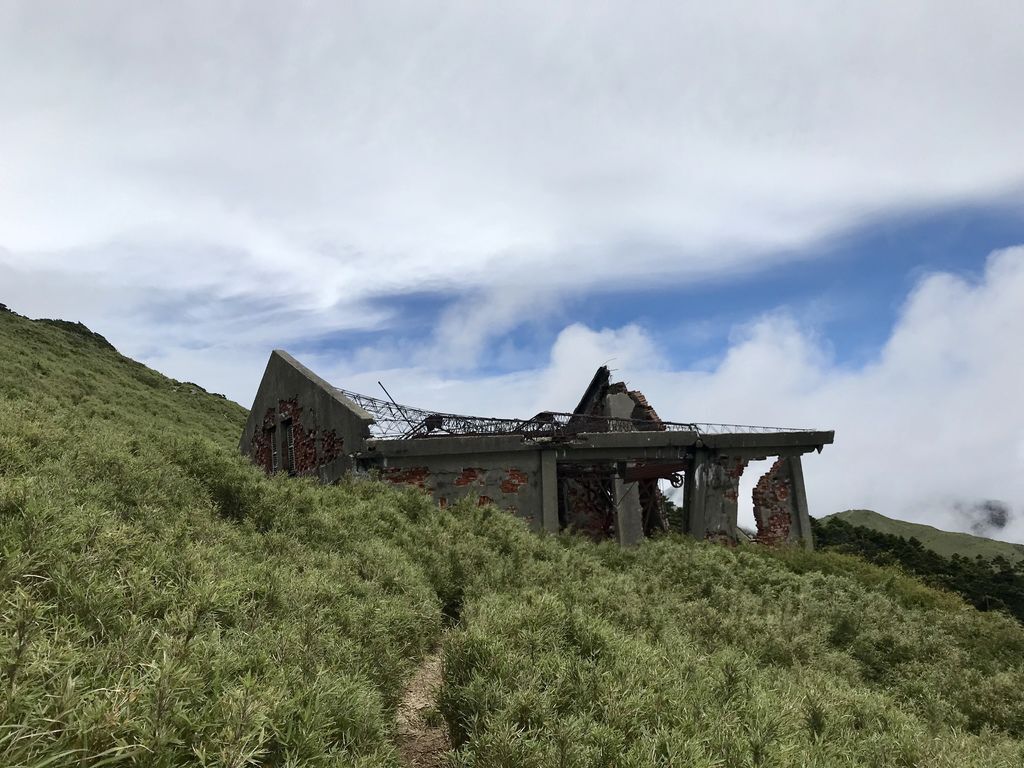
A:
683;450;744;543
540;450;560;534
788;455;813;549
603;392;644;546
614;462;644;547
683;449;709;537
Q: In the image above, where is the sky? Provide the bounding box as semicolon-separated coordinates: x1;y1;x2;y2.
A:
2;2;1024;538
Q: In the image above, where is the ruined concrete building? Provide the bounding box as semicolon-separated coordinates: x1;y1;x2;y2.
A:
241;350;834;547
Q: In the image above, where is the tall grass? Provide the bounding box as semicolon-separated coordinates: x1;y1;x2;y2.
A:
439;536;1024;766
0;312;453;765
3;309;1024;766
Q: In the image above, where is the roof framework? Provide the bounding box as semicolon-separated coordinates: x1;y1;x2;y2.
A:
335;387;817;442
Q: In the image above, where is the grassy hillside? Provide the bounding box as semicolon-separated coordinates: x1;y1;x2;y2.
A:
3;305;1024;766
813;514;1024;624
826;509;1024;562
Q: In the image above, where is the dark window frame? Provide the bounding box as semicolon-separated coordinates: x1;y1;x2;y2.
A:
266;425;278;473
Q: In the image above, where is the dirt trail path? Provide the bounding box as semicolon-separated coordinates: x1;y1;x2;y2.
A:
396;649;450;767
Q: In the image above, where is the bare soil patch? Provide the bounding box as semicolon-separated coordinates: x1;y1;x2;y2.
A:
396;650;450;767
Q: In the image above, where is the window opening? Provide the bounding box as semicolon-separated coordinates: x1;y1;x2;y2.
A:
267;426;278;473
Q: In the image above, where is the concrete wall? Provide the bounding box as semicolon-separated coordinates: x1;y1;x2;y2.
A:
377;452;545;530
682;452;815;548
239;350;374;482
683;452;747;543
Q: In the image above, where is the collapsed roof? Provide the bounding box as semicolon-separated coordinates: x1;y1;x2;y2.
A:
336;365;820;442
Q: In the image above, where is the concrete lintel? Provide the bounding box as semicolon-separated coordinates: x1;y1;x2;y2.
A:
699;431;834;451
711;446;824;461
363;429;701;459
553;446;691;463
572;431;700;449
361;429;831;461
623;460;688;481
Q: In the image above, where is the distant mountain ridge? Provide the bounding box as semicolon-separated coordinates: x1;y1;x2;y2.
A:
823;509;1024;563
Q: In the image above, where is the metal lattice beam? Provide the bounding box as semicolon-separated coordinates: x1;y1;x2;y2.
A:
335;387;816;441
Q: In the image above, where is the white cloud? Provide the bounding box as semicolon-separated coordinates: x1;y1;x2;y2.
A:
3;1;1024;364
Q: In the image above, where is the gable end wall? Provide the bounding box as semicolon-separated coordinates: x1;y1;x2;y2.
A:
240;350;374;482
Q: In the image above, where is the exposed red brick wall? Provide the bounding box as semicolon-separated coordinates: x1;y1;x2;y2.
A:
320;429;343;465
627;390;666;429
454;467;483;487
251;407;277;472
753;458;793;546
381;466;431;490
250;398;344;477
382;464;532;512
722;458;749;502
727;459;749;479
499;468;529;494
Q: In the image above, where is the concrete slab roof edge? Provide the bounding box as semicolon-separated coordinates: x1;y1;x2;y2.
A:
700;430;835;450
360;429;834;458
269;349;375;424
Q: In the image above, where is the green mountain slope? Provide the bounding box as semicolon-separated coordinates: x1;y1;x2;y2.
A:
3;305;1024;767
813;513;1024;623
825;509;1024;562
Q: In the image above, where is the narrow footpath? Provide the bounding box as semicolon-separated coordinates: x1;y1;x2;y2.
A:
396;649;451;767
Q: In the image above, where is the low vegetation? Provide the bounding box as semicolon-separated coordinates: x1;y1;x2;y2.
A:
2;307;1024;766
814;514;1024;623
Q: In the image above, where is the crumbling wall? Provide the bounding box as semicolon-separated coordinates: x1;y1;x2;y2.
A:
251;409;275;473
249;398;344;477
606;383;665;430
277;398;318;475
753;458;792;545
685;455;748;543
379;454;544;530
751;457;813;547
381;466;432;489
